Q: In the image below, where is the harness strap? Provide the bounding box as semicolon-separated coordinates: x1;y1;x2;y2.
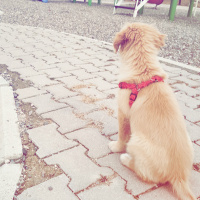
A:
119;75;164;107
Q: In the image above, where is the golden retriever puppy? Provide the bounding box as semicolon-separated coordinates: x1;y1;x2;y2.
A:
109;23;195;200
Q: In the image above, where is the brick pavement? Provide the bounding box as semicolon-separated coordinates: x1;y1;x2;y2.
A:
0;23;200;200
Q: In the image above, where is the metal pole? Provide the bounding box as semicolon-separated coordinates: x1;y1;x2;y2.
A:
169;0;178;21
187;0;195;17
138;6;144;15
88;0;92;6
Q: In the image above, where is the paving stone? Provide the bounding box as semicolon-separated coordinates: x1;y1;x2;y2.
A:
78;176;134;200
77;85;108;100
45;145;113;193
97;98;118;118
66;128;111;158
18;174;79;200
23;94;67;114
57;76;83;88
88;58;109;67
6;60;26;70
82;48;103;56
188;74;200;81
94;71;117;82
87;110;118;135
6;48;28;57
105;64;119;75
35;45;56;53
31;50;48;58
193;143;200;163
185;120;200;142
66;57;89;66
0;164;22;200
179;101;200;123
44;84;77;100
16;87;47;99
42;68;68;78
20;44;39;53
174;69;194;77
75;52;93;60
97;154;155;196
23;74;58;87
79;64;102;73
175;91;200;109
139;170;200;200
161;63;181;73
172;76;200;88
42;107;88;134
12;67;43;78
51;51;68;59
27;123;78;158
86;77;116;91
59;95;97;113
42;55;61;65
71;69;96;80
172;83;199;97
103;88;118;97
31;61;56;70
110;133;118;141
18;55;39;64
56;62;79;72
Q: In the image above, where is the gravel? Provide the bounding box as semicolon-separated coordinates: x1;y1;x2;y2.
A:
0;0;199;67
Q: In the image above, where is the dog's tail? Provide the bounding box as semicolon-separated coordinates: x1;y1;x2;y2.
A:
171;178;196;200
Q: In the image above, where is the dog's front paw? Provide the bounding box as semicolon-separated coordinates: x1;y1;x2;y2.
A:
120;153;131;167
108;141;126;153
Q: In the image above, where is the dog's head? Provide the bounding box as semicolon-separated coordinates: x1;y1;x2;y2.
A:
113;23;166;54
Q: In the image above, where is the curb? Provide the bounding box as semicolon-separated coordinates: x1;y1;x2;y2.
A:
0;75;23;200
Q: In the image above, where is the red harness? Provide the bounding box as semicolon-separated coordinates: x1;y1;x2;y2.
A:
119;75;164;107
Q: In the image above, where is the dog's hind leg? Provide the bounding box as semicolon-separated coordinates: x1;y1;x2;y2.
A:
109;109;131;153
120;152;155;183
120;135;163;183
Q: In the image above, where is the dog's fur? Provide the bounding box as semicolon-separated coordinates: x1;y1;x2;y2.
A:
109;23;195;200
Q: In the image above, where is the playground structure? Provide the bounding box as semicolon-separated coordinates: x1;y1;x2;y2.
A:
113;0;198;20
41;0;199;20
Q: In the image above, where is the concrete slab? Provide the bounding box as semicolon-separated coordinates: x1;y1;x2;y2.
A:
0;76;9;86
0;83;22;165
18;174;79;200
0;164;22;200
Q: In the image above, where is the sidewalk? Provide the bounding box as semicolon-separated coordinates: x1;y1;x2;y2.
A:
0;22;200;200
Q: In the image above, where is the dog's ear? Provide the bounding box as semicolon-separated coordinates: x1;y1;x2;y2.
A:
113;27;140;53
154;33;166;49
113;32;125;53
